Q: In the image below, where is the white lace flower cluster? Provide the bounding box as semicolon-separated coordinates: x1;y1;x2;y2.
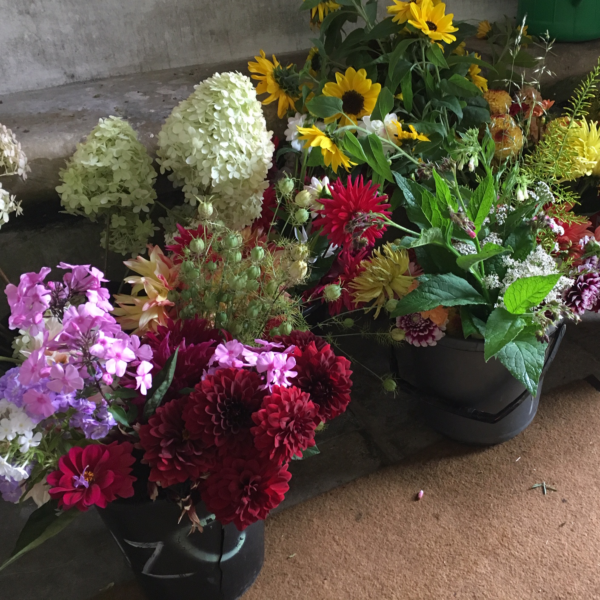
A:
0;184;22;228
157;72;274;230
0;124;29;179
495;246;574;306
57;117;157;255
0;399;39;464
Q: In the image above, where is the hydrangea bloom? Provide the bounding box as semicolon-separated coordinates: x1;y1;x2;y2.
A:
0;123;29;178
157;72;274;230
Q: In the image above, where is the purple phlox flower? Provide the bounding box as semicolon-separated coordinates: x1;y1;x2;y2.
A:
253;339;285;351
129;335;153;362
19;348;50;386
212;341;246;368
135;361;153;395
70;402;116;439
46;363;85;395
58;263;107;294
58;302;118;346
103;339;136;377
72;465;91;489
0;475;23;503
5;267;52;334
255;352;298;390
22;388;56;419
85;287;113;312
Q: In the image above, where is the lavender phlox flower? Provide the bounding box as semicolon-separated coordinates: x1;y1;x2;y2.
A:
254;352;298;390
5;267;52;335
0;476;23;503
18;347;50;386
47;363;84;395
135;361;153;395
212;341;246;368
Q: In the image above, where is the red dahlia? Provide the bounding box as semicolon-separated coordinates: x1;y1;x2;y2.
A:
183;368;266;454
273;330;327;352
292;341;352;422
47;442;135;511
312;176;391;252
201;456;291;530
138;397;213;487
251;385;318;464
252;185;278;233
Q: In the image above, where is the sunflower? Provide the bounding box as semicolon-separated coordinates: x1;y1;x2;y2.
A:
297;125;355;173
489;115;524;161
322;67;382;126
387;0;441;25
391;120;430;145
408;0;459;45
350;244;415;318
309;1;341;24
477;20;492;39
468;54;488;92
248;51;299;119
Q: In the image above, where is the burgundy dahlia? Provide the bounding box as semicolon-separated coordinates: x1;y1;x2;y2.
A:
138;397;213;488
201;456;291;530
397;314;445;347
292;341;352;422
565;271;600;315
48;442;135;511
274;330;328;352
183;368;266;454
251;385;318;464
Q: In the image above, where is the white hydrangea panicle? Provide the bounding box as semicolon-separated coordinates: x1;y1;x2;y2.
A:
0;123;29;179
157;71;275;230
0;183;23;228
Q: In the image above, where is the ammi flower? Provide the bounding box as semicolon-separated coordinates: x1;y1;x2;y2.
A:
322;67;382;126
248;51;299;119
297;125;355;173
408;0;459;45
469;54;488;92
350;244;415;317
387;0;442;25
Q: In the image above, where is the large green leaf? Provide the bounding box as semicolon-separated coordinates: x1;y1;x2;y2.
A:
426;43;449;69
401;71;413;113
432;170;458;212
460;306;484;339
0;501;81;572
456;243;510;272
484;307;529;361
503;275;561;315
366;134;394;182
392;171;429;229
342;131;368;165
441;74;482;98
395;228;446;249
306;96;344;118
496;333;546;396
467;173;496;232
391;273;487;317
143;348;179;420
371;87;395;122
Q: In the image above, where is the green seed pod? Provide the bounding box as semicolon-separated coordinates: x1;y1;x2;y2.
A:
278;177;295;196
391;328;406;342
385;299;399;314
265;281;279;296
383;378;397;393
270;326;281;337
189;238;205;253
323;284;342;302
247;306;260;319
207;261;218;273
197;201;214;220
294;190;313;208
246;280;259;293
343;318;355;329
215;312;228;326
223;233;242;249
280;322;293;336
231;251;242;263
247;266;261;280
294;208;309;224
251;246;265;262
234;276;248;291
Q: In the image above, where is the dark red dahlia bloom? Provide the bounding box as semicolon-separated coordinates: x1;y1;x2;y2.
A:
312;176;391;252
397;313;445;347
183;368;266;453
292;341;352;422
201;456;291;530
47;442;135;511
251;385;318;464
252;185;278;233
145;318;225;403
273;330;328;352
138;397;213;488
565;271;600;315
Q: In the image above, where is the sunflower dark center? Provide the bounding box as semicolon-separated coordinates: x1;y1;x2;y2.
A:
310;52;322;73
426;21;438;31
342;90;366;115
220;398;252;433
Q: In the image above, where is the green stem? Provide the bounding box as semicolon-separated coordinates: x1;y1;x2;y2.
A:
0;357;21;364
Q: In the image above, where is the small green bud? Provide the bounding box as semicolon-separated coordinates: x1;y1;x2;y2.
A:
385;299;399;314
323;284;342;302
343;318;355;329
215;312;228;326
280;322;293;336
383;378;397;393
294;208;309;224
207;261;218;273
266;281;279;296
246;280;259;292
231;251;242;263
189;238;205;253
278;177;295;196
247;266;260;280
251;246;265;262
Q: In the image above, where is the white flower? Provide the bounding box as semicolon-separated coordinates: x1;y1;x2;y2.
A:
453;241;477;255
359;115;386;138
304;176;331;200
0;183;23;229
0;123;29;179
285;113;307;152
482;233;503;247
483;274;502;289
18;431;42;453
358;113;398;154
24;479;51;507
157;72;274;230
0;418;17;441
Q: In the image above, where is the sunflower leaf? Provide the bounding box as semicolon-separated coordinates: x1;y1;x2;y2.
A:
306;96;344;119
371;87;395;122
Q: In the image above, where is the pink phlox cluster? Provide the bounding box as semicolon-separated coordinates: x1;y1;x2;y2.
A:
5;267;52;335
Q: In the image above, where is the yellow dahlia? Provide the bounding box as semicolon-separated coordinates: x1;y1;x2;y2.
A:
113;246;178;334
469;54;488;92
322;68;382;127
248;51;298;119
391;120;430;145
350;244;415;318
387;0;442;25
477;20;492;39
297;125;355;173
408;0;459;45
569;119;600;177
483;89;512;115
489;115;524;161
309;1;341;24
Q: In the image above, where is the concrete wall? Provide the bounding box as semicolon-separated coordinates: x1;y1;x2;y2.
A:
0;0;518;95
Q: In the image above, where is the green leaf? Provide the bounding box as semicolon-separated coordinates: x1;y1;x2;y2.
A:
342;132;368;164
432;170;458;211
426;43;449;69
460;306;483;339
401;71;413;113
503;275;562;315
299;0;324;10
456;243;510;272
143;348;179;420
446;55;496;71
391;273;487;317
468;173;496;232
395;228;446;249
484;307;529;361
392;171;429;229
307;148;325;167
420;187;446;228
388;38;419;76
292;444;320;460
365;17;399;40
0;501;81;572
432;97;463;119
366;134;394;182
496;333;546;396
306;96;344;118
108;405;131;427
442;74;482;98
371;87;395;122
106;388;140;400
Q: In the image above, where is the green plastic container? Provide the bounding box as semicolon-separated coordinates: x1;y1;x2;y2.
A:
518;0;600;42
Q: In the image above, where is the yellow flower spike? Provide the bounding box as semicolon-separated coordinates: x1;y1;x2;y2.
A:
408;0;459;45
296;125;355;173
469;53;488;92
322;67;382;127
248;50;298;119
387;0;442;25
350;244;415;318
477;20;492;39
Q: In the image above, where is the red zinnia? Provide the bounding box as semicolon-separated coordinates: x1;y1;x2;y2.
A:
312;176;391;252
47;442;136;511
292;341;353;422
251;385;318;464
201;456;291;530
138;397;213;487
183;368;266;454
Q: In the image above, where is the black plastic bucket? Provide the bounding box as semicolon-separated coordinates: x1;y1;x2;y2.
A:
395;326;566;445
97;499;264;600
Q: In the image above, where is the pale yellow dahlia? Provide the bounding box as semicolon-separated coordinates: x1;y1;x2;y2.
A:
568;119;600;177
